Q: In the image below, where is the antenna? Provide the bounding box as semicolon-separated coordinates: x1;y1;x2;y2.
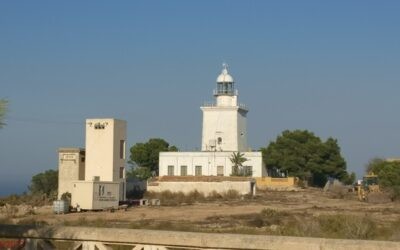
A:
222;62;228;71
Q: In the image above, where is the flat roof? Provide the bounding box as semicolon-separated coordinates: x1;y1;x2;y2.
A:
58;147;85;153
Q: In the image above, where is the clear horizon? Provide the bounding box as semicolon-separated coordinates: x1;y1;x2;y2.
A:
1;1;400;196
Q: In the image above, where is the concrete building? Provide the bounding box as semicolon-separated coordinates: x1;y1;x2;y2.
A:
66;118;127;210
84;119;126;185
57;148;85;199
159;151;265;177
157;65;265;180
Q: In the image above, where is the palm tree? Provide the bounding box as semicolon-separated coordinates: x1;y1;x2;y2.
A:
230;152;248;176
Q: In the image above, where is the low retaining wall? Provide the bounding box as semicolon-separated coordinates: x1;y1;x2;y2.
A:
0;225;399;250
147;180;255;196
256;177;297;190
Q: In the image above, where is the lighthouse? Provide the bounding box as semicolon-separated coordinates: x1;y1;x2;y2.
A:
201;64;248;152
157;63;265;178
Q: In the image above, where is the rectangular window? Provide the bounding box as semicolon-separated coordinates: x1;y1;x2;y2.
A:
195;165;202;176
168;165;174;176
244;166;253;177
120;140;125;159
217;166;224;176
180;165;187;176
119;167;124;179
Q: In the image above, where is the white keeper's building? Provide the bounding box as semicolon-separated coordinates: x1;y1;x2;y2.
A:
159;65;266;177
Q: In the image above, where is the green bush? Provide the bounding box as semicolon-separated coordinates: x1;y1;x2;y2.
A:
29;169;58;197
367;159;400;200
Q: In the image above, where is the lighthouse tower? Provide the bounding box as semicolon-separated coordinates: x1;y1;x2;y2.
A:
201;64;248;152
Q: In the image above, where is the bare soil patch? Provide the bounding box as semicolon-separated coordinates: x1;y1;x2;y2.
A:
3;188;400;240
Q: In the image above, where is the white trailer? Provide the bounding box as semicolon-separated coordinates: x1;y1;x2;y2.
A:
71;181;120;210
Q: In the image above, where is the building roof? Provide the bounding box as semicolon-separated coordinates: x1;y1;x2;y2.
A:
58;147;85;153
216;63;234;83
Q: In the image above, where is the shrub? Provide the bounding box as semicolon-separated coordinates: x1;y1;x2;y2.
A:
318;214;377;239
281;215;321;237
144;190;199;206
60;192;71;201
223;190;240;200
329;185;348;199
4;205;19;218
260;208;287;225
186;190;205;204
207;190;223;200
247;214;265;228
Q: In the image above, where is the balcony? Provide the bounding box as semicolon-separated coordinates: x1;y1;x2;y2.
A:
202;102;248;110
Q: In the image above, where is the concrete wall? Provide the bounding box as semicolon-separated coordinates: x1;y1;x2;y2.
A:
2;225;400;250
147;180;255;196
159;151;265;177
201;106;248;152
201;107;240;151
58;148;85;199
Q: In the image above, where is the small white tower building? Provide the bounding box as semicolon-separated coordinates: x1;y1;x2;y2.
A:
85;118;126;184
201;64;248;152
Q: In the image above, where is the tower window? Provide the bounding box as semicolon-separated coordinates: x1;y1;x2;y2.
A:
120;140;125;159
217;137;222;144
119;167;124;179
94;123;106;129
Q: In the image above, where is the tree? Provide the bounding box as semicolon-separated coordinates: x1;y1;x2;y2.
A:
29;169;58;197
341;172;356;185
128;138;178;180
365;158;385;173
261;130;351;187
0;99;8;128
365;158;400;200
230;152;248;176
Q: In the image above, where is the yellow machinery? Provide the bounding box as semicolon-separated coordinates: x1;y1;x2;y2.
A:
357;172;380;201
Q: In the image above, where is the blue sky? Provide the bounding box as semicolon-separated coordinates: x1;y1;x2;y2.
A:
1;1;400;196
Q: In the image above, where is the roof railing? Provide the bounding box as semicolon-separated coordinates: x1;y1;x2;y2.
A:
213;89;238;96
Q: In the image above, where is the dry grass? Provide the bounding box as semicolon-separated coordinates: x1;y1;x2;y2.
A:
144;189;242;206
0;193;52;207
7;205;400;241
5;188;400;241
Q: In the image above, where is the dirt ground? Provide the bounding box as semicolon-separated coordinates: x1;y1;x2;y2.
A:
12;188;400;227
